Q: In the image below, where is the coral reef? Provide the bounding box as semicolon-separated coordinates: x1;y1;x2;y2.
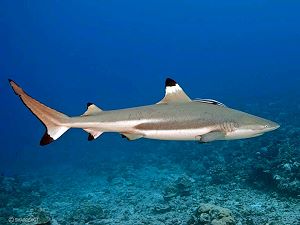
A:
66;202;106;224
247;128;300;197
32;208;51;225
0;174;44;224
163;175;194;200
188;203;236;225
152;204;172;214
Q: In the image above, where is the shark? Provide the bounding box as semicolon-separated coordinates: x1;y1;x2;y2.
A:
9;78;279;146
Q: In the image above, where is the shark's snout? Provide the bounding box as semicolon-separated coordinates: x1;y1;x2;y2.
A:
226;116;280;140
251;118;280;135
263;120;280;132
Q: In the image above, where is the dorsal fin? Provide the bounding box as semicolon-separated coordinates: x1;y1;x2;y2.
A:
157;78;191;104
82;103;102;116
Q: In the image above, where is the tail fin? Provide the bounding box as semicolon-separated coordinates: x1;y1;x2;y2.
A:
9;79;70;146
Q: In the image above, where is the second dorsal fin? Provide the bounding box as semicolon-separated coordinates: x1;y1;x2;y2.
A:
82;103;102;116
157;78;191;104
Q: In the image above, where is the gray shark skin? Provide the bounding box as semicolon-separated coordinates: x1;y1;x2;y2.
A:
9;78;279;146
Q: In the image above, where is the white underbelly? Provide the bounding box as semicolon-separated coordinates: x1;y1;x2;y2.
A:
142;128;212;141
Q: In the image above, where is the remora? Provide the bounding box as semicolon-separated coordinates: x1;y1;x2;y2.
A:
9;78;279;145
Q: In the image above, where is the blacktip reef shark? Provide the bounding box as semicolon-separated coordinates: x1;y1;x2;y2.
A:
9;78;279;146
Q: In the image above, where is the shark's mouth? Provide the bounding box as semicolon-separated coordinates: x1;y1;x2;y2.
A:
225;129;266;140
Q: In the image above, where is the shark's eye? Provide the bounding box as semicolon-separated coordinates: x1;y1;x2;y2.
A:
264;125;269;128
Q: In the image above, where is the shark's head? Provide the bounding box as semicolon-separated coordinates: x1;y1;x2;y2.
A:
226;113;280;140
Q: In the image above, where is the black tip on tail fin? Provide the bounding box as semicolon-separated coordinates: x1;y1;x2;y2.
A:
165;78;177;87
40;132;54;146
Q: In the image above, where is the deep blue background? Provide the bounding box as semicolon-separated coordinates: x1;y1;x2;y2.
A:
1;1;299;174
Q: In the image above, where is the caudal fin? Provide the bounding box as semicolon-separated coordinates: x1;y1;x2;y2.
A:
9;79;70;146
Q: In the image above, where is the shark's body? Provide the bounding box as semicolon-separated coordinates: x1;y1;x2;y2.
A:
9;78;279;145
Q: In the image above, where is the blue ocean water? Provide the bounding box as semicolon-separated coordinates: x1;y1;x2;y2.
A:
1;1;300;224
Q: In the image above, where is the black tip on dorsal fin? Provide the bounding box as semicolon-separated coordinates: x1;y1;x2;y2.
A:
165;78;177;87
40;132;54;146
87;102;94;109
8;78;13;83
88;133;95;141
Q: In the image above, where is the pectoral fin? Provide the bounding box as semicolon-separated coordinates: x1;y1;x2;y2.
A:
196;131;225;143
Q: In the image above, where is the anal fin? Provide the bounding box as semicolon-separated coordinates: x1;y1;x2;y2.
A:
84;128;103;141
